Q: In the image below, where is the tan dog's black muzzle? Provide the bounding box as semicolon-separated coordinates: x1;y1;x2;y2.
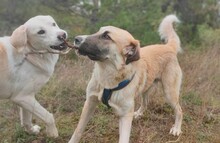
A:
74;35;109;61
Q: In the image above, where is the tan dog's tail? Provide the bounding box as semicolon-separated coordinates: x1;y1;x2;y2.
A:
158;15;181;53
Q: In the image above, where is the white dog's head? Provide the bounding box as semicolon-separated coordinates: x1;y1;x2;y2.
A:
10;15;68;53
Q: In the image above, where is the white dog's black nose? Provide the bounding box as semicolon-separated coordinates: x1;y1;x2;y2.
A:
57;32;67;41
74;36;83;46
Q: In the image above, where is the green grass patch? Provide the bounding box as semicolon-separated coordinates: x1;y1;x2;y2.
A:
182;92;202;106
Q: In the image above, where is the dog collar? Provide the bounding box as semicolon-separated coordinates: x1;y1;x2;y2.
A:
101;73;135;108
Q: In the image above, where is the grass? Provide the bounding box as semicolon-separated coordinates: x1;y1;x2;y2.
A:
0;44;220;143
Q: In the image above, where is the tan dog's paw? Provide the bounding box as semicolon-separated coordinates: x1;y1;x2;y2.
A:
169;125;182;136
134;110;143;119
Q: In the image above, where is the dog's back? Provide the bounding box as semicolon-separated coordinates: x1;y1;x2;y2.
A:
0;37;13;98
135;15;183;136
0;40;8;71
139;15;182;91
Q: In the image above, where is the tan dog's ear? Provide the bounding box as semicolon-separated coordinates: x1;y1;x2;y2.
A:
10;25;27;52
123;40;140;65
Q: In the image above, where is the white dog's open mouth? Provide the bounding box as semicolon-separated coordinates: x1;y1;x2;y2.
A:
50;42;68;51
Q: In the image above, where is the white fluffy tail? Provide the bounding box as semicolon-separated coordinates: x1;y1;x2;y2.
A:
159;15;181;53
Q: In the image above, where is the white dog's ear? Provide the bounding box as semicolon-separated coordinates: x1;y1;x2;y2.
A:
10;25;27;52
123;40;140;65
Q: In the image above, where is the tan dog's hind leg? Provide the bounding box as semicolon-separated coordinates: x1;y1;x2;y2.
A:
68;96;98;143
162;62;183;136
134;94;147;118
119;112;134;143
20;107;41;134
134;85;155;119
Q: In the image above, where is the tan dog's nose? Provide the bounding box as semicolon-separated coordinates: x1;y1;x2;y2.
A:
74;36;83;46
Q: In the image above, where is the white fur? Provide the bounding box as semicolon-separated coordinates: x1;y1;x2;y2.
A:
0;15;67;137
30;125;41;134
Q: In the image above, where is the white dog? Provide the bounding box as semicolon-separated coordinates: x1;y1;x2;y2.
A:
0;15;69;137
69;15;183;143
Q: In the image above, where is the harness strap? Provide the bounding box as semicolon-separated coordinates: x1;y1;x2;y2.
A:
101;73;135;108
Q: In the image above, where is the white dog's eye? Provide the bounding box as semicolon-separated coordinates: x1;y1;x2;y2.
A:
52;23;56;26
37;30;45;35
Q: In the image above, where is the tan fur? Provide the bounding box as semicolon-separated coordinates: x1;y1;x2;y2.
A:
10;25;27;52
0;43;8;75
69;15;183;143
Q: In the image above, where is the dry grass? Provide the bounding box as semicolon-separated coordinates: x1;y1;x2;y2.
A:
0;45;219;143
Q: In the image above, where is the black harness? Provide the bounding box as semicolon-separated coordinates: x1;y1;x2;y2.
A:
101;73;135;108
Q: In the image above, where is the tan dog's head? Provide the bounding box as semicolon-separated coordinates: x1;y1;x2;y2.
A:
74;26;140;66
10;15;68;53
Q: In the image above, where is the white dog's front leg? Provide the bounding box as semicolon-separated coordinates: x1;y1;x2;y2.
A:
12;96;58;137
119;112;134;143
68;96;98;143
20;107;41;134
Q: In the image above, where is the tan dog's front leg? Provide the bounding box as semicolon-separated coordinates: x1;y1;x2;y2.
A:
119;112;134;143
68;96;98;143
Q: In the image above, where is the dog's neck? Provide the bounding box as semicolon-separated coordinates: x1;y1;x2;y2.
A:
26;53;58;75
27;43;59;74
13;43;59;75
94;61;136;89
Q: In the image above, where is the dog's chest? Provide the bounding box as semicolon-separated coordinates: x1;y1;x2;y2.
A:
107;89;135;116
0;59;54;99
16;60;53;89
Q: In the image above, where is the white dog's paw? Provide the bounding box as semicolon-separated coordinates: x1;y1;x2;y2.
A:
46;125;59;138
23;124;41;135
169;125;182;136
30;125;41;134
134;110;143;119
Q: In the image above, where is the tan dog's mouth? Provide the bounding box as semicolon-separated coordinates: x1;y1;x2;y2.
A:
75;46;108;61
76;49;100;60
84;53;100;60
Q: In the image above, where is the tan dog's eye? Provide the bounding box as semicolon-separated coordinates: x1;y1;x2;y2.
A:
101;31;111;40
37;30;45;35
52;23;56;26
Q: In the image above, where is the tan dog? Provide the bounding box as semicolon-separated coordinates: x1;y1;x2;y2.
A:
0;15;69;137
69;15;183;143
